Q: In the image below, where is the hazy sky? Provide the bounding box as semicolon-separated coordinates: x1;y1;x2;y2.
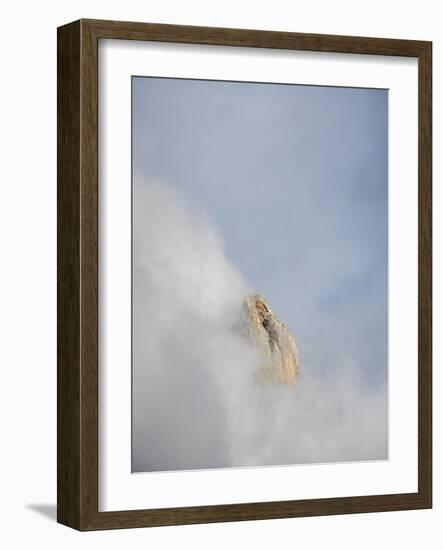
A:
132;77;388;472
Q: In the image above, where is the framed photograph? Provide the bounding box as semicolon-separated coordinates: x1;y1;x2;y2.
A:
57;19;432;530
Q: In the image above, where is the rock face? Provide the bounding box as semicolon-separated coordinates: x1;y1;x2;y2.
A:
243;294;300;385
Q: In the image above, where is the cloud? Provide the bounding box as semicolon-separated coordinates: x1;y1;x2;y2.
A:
132;180;388;472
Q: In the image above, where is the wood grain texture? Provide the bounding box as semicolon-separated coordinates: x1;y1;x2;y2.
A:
417;42;432;507
57;19;432;531
83;18;428;56
57;20;81;529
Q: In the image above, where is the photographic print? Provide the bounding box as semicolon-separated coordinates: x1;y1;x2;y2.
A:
58;20;432;529
131;76;388;473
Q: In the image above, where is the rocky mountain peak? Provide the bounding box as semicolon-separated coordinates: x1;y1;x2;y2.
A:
243;294;300;385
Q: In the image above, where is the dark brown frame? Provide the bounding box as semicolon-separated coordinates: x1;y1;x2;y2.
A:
57;18;432;531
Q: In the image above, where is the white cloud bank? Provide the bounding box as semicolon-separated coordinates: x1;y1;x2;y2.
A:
132;181;388;472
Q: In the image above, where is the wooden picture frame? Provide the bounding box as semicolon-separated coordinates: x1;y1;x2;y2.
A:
57;18;432;530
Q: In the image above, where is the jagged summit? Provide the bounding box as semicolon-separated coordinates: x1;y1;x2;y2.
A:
243;294;300;385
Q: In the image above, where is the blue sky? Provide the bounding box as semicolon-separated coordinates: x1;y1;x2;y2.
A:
133;77;388;388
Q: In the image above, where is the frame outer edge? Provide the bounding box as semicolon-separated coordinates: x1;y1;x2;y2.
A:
81;18;429;57
57;20;82;530
418;42;432;508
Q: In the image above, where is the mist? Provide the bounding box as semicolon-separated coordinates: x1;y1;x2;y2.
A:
132;181;388;472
